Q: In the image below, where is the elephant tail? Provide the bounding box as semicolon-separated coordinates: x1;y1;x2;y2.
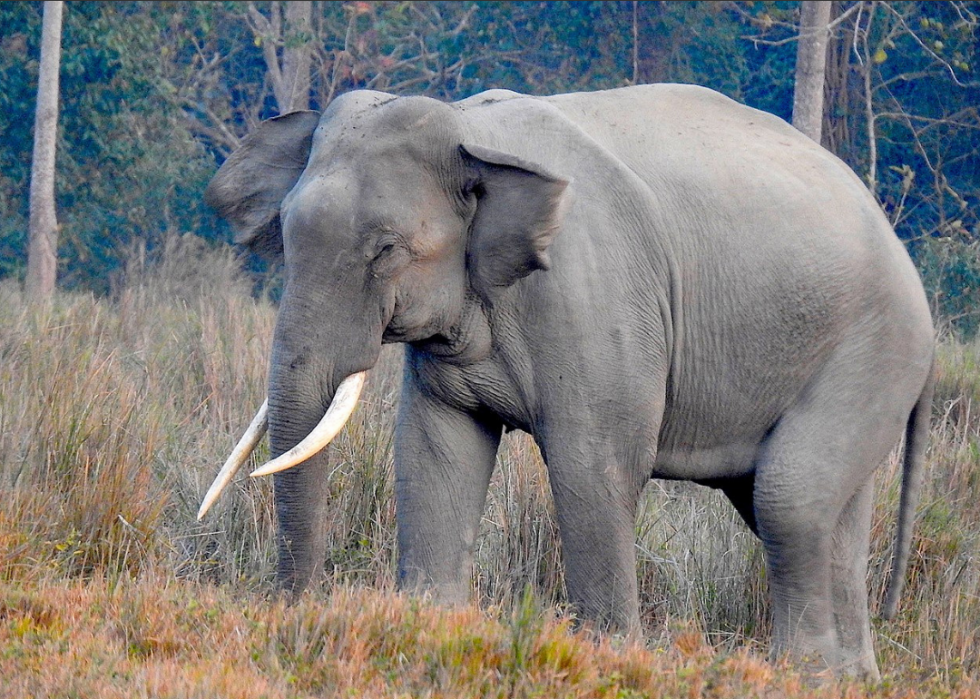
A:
881;359;936;620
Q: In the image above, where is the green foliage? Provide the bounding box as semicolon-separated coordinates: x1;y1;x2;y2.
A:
864;2;979;249
53;3;220;291
914;236;980;336
0;1;796;294
1;1;978;331
0;2;221;292
639;2;796;118
0;2;41;280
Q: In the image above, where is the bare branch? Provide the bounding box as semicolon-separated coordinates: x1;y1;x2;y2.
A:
179;96;242;151
856;1;878;194
741;2;862;47
875;108;980;131
182;114;240;157
879;1;980;88
248;2;287;109
450;4;478;37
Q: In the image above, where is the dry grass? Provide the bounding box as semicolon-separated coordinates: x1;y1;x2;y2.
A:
2;574;928;699
1;234;979;695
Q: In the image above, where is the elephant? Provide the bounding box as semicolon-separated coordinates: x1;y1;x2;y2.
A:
197;84;935;680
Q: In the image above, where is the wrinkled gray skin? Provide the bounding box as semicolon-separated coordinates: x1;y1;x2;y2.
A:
205;85;934;680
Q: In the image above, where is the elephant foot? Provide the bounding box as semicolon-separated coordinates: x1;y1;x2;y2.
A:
836;651;881;683
397;563;472;607
772;643;881;684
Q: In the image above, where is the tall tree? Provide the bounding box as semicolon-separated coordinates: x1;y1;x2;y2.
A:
792;0;832;143
248;1;313;113
25;0;63;300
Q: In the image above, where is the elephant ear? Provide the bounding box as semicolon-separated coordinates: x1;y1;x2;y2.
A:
460;144;569;293
204;110;321;258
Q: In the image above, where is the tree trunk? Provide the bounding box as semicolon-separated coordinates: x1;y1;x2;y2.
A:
281;1;312;112
249;1;313;114
821;1;851;159
792;0;832;144
26;0;64;301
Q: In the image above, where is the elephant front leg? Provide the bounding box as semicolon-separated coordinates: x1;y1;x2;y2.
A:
394;389;502;605
546;447;644;635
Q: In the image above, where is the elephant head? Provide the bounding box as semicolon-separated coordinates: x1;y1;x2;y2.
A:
197;93;567;591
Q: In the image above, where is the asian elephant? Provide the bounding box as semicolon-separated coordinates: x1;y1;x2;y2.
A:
198;84;934;680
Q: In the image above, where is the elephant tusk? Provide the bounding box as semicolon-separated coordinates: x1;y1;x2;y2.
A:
197;399;269;520
249;371;367;478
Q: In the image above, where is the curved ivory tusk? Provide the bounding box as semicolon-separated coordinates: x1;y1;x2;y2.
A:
249;371;367;478
197;399;269;520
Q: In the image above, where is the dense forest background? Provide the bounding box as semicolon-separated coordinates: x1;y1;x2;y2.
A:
1;1;979;330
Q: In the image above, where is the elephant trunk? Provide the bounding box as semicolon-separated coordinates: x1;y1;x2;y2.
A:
264;292;380;592
269;371;366;592
197;273;380;591
265;368;340;594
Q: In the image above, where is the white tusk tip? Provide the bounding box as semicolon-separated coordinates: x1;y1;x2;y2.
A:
249;463;280;478
245;371;367;478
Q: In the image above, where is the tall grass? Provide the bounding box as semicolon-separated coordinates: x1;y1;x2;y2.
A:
0;234;277;586
1;234;979;693
872;338;980;677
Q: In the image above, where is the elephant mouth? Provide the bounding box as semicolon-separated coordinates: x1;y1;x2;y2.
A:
196;371;367;519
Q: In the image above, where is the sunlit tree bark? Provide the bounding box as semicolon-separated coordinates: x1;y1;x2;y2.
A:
792;0;832;144
26;0;64;300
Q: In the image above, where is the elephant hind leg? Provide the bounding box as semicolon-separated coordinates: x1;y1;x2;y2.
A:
752;397;902;678
710;471;879;678
831;478;880;681
752;463;840;674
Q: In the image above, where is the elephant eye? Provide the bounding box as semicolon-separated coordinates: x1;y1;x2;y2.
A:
369;234;409;278
374;241;396;260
